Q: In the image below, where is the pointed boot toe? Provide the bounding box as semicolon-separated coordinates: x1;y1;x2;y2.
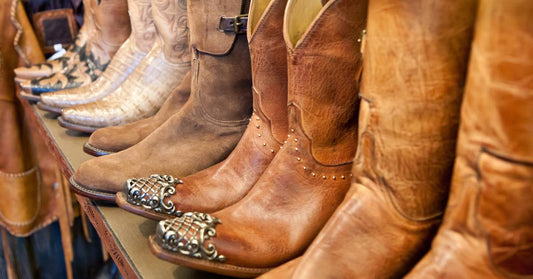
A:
123;174;184;218
71;154;138;201
155;212;225;262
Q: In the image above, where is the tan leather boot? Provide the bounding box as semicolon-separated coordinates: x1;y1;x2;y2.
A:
405;1;533;278
147;0;365;277
14;0;95;82
258;0;477;278
115;0;289;219
82;71;191;156
57;0;190;133
36;0;157;114
69;0;253;201
19;0;131;95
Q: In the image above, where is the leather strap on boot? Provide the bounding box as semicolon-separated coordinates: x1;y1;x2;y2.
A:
218;14;248;34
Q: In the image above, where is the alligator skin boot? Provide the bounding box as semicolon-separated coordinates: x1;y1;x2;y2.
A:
82;71;191;156
57;0;191;133
116;0;289;219
19;0;131;95
69;0;253;201
258;0;477;278
17;0;96;102
147;0;366;277
36;0;157;114
14;0;95;82
405;1;533;278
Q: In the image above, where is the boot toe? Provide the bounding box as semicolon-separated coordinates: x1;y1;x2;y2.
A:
125;174;183;216
155;212;226;262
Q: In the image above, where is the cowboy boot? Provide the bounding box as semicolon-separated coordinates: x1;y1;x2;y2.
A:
405;0;533;278
57;0;190;133
69;0;252;201
36;0;157;114
258;0;476;278
19;0;131;95
115;0;289;219
148;0;365;277
82;71;191;156
14;0;95;82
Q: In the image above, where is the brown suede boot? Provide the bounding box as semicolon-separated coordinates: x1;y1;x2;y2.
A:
82;71;191;156
147;0;366;277
14;0;95;82
69;0;253;201
258;0;477;278
405;1;533;278
37;0;157;114
115;0;289;220
57;0;190;133
19;0;131;95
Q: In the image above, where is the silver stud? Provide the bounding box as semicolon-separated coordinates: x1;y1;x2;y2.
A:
256;117;260;120
256;125;260;128
297;157;301;161
288;134;291;138
295;147;299;151
290;128;295;133
312;173;316;177
322;176;327;180
258;134;261;137
284;140;288;144
294;139;298;142
270;149;274;153
263;143;267;146
303;166;307;170
341;175;345;179
332;176;336;180
279;146;283;149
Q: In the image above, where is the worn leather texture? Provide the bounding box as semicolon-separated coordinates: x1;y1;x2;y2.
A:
19;0;131;94
149;0;364;276
259;0;477;278
406;0;533;277
118;0;288;219
71;0;252;198
0;0;58;237
39;0;157;110
60;0;190;129
13;0;93;80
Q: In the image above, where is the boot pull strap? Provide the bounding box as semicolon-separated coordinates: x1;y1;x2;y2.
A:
218;14;248;34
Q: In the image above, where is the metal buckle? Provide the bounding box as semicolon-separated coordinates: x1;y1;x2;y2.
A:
217;14;248;34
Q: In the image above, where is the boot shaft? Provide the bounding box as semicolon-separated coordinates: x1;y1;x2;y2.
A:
284;0;366;165
187;0;253;122
248;0;288;143
152;0;189;63
355;0;476;219
91;0;131;56
447;0;533;275
128;0;157;53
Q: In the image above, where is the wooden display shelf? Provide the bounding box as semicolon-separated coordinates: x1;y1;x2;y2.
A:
28;105;231;279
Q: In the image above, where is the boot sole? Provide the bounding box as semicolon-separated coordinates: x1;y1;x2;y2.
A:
83;142;114;157
69;176;116;203
115;192;173;221
58;116;99;133
19;91;41;102
148;235;272;278
36;102;63;114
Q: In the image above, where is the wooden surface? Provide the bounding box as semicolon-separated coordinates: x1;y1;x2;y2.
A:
30;106;231;279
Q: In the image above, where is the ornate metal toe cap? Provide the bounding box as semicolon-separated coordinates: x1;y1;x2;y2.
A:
125;174;183;216
155;212;226;262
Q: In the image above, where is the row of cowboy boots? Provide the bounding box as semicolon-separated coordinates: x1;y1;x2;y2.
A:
51;0;532;277
17;0;131;99
23;0;191;133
